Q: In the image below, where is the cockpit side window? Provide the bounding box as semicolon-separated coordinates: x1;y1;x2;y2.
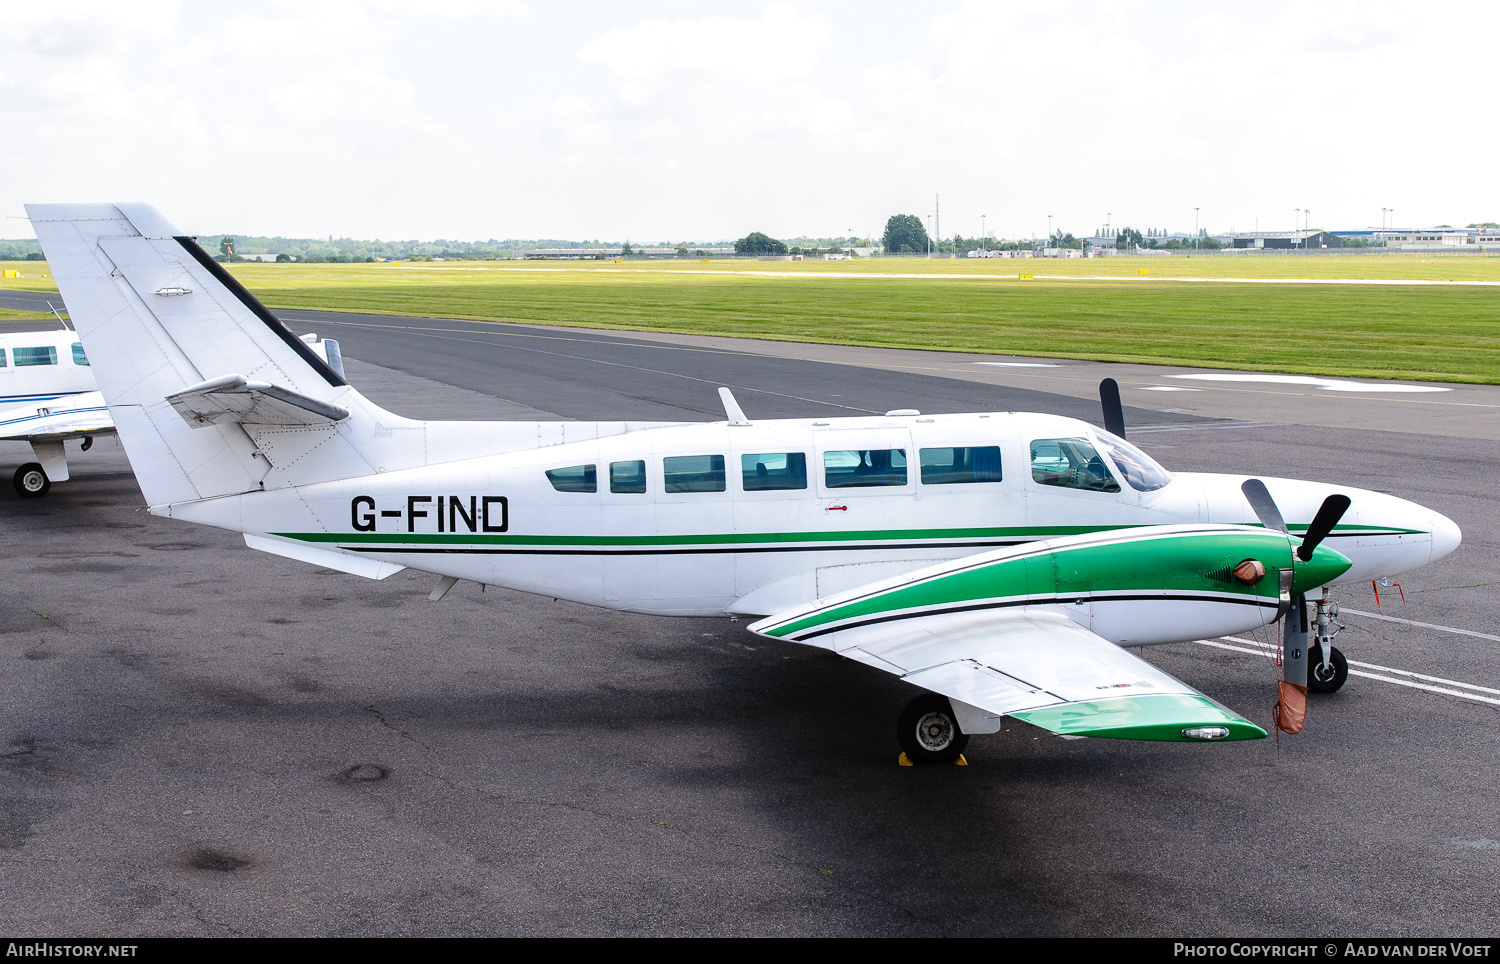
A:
72;343;90;366
1029;438;1121;493
1092;432;1172;492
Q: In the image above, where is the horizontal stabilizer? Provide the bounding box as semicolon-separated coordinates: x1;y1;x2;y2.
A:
244;533;405;580
168;374;350;428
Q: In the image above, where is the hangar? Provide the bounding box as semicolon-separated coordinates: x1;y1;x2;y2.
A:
1231;231;1339;250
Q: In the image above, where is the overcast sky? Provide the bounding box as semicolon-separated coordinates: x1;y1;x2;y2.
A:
2;1;1494;242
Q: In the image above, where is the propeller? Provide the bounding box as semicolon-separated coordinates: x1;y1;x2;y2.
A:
1298;494;1352;561
1099;378;1126;438
1240;479;1351;560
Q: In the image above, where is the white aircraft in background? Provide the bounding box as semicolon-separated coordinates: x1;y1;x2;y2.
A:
0;326;111;497
29;203;1462;763
0;323;341;498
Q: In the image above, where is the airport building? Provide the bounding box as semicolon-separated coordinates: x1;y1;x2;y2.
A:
1231;231;1340;249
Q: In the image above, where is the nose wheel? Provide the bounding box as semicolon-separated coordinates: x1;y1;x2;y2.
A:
1308;643;1348;693
13;463;50;498
897;693;969;764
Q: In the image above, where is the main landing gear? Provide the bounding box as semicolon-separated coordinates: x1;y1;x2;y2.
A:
13;463;49;498
897;693;969;764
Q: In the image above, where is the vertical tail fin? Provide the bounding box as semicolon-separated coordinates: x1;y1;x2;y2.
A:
27;203;390;506
29;202;623;512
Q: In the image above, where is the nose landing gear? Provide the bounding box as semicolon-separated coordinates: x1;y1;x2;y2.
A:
1308;643;1349;693
1308;593;1348;694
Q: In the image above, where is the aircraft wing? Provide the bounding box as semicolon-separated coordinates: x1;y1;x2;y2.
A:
0;391;115;443
749;606;1265;742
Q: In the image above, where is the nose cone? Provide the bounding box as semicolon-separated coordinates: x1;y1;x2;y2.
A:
1430;512;1462;563
1292;543;1354;595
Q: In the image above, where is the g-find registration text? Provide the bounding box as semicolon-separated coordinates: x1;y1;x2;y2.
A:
351;495;507;533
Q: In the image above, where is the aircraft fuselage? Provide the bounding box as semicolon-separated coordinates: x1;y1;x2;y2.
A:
161;410;1460;620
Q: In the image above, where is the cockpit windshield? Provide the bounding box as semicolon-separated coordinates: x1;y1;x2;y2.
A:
1093;431;1173;492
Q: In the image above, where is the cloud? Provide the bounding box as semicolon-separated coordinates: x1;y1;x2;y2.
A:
578;5;828;83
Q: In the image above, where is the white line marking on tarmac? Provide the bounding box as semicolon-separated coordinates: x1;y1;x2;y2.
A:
1168;373;1451;393
1198;636;1500;705
1339;608;1500;644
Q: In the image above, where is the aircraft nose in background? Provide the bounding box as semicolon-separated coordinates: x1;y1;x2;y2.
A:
1430;511;1462;563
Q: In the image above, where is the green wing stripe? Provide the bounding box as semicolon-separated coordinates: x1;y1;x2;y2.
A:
1012;694;1266;742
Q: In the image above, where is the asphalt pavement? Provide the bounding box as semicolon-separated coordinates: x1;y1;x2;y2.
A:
1;302;1495;936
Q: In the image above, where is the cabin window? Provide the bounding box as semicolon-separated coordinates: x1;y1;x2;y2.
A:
663;454;726;493
919;446;1003;484
1029;438;1120;493
1092;432;1172;492
824;449;907;488
0;348;7;367
545;464;596;493
742;452;808;491
71;343;89;366
13;346;57;367
610;460;647;494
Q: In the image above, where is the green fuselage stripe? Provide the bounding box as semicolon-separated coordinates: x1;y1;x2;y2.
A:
274;522;1417;548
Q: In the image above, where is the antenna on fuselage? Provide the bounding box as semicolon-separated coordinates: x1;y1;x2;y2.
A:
46;300;72;331
719;387;750;426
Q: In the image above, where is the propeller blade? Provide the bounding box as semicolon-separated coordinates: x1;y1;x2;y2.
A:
1297;494;1352;561
1099;378;1125;438
1241;479;1288;535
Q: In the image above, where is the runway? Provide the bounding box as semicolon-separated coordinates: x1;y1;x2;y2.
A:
1;302;1496;936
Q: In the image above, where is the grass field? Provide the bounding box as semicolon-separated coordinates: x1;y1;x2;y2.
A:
3;256;1497;383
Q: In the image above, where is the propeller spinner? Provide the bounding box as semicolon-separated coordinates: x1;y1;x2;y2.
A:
1241;479;1350;560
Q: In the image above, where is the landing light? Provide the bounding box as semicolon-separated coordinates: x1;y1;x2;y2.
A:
1181;726;1230;741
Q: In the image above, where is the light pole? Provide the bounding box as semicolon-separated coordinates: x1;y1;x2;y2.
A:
1047;214;1053;249
1194;207;1200;251
1304;209;1311;248
981;214;987;254
926;215;933;258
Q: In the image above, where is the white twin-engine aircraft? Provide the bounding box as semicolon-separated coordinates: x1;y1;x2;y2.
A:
0;324;341;499
29;203;1461;763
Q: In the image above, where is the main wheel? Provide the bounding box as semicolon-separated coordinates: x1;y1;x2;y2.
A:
1307;644;1348;693
13;463;49;498
897;693;969;764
